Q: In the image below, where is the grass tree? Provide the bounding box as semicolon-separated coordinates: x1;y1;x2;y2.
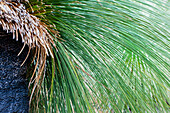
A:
0;0;169;112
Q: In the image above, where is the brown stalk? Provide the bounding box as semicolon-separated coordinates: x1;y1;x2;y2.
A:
0;0;59;104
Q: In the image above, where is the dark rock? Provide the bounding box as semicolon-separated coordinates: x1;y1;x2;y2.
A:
0;28;29;113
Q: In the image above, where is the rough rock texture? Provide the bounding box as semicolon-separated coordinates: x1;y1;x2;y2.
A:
0;28;29;113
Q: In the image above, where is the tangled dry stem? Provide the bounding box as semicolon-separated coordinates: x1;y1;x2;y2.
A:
0;0;58;103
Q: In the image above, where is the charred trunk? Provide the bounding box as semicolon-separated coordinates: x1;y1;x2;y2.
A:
0;28;29;113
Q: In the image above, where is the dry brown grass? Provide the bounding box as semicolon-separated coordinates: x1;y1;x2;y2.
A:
0;0;59;103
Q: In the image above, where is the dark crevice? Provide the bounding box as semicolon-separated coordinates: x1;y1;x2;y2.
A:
0;28;29;113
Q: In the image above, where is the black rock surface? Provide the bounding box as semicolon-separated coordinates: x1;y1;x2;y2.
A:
0;29;29;113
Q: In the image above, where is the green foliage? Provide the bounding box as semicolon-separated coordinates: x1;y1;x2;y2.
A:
28;0;170;112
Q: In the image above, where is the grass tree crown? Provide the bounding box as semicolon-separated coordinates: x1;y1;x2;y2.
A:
0;0;169;112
